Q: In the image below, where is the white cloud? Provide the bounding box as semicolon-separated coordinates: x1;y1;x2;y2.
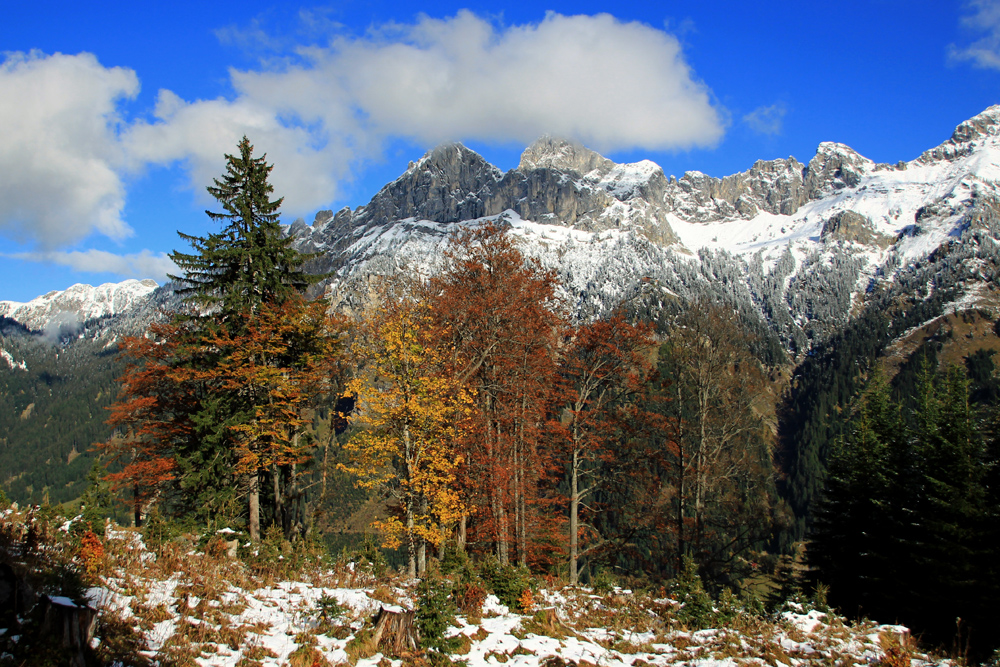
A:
951;0;1000;69
9;249;177;282
0;12;725;259
743;103;786;136
127;11;725;211
0;51;138;248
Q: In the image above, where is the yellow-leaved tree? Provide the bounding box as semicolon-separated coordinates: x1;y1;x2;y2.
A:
341;279;472;577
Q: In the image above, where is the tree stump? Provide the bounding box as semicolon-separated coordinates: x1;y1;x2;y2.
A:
370;605;417;656
39;595;97;667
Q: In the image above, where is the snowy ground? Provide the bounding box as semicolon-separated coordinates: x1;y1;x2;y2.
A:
41;525;945;667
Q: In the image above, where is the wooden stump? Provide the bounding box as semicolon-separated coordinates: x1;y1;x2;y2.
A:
39;595;97;667
371;605;417;656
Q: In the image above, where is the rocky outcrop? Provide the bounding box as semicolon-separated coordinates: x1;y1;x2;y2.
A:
804;143;875;199
821;210;892;247
518;136;615;176
665;157;808;222
918;105;1000;163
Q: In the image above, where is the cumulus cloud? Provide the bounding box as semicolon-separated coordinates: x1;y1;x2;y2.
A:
743;103;786;136
127;11;725;211
0;51;138;248
8;249;177;282
1;12;725;260
951;0;1000;69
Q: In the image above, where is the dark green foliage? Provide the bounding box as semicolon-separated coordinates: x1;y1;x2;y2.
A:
669;556;714;629
810;359;1000;659
439;542;474;579
0;332;123;507
79;457;124;528
168;135;321;322
479;556;532;611
415;576;459;654
779;203;1000;549
316;593;345;621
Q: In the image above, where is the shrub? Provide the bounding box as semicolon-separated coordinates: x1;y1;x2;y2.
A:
670;556;714;630
480;557;533;612
416;576;460;654
456;582;487;619
591;569;617;595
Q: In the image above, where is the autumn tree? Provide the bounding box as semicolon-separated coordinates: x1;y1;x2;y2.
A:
341;278;471;577
557;314;656;584
655;302;776;582
428;222;564;566
96;321;188;527
100;137;339;540
198;296;348;539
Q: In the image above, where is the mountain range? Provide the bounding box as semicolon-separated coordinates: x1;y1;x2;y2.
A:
5;106;1000;354
2;105;1000;524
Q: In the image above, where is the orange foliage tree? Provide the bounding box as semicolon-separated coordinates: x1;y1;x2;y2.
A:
97;296;347;538
428;222;565;566
197;295;348;540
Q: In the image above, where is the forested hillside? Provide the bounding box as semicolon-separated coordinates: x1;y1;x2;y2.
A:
2;116;1000;660
0;325;121;506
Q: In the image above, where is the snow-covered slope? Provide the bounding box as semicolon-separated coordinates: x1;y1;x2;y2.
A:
0;279;159;333
5;107;1000;356
288;105;1000;352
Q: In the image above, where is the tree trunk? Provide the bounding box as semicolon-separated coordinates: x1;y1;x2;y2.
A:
133;482;142;528
273;465;283;536
249;473;260;542
417;495;428;576
570;446;580;585
371;606;417;656
458;514;467;550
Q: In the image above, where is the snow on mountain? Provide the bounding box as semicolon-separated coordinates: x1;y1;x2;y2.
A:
5;106;1000;355
1;348;27;371
289;105;1000;350
0;278;159;333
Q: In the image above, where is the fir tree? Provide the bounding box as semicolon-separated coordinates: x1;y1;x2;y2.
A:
168;135;320;321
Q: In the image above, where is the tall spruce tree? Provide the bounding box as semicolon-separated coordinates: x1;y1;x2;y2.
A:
102;137;338;541
810;359;1000;659
168;135;320;321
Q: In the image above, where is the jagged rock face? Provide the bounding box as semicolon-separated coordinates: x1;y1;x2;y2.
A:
518;136;615;176
804;143;875;199
919;105;1000;163
821;210;892;247
359;144;503;226
667;157;808;222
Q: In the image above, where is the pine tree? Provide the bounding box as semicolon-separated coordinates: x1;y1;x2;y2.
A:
168;135;320;321
809;369;906;620
101;137;340;541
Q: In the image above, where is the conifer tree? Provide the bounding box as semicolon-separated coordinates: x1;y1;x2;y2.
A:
168;135;320;321
101;137;340;541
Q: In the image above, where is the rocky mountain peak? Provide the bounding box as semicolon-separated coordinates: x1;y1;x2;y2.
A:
918;105;1000;164
804;142;875;198
950;104;1000;143
518;136;615;177
0;279;160;333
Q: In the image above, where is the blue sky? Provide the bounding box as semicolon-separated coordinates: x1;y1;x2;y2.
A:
1;1;999;302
